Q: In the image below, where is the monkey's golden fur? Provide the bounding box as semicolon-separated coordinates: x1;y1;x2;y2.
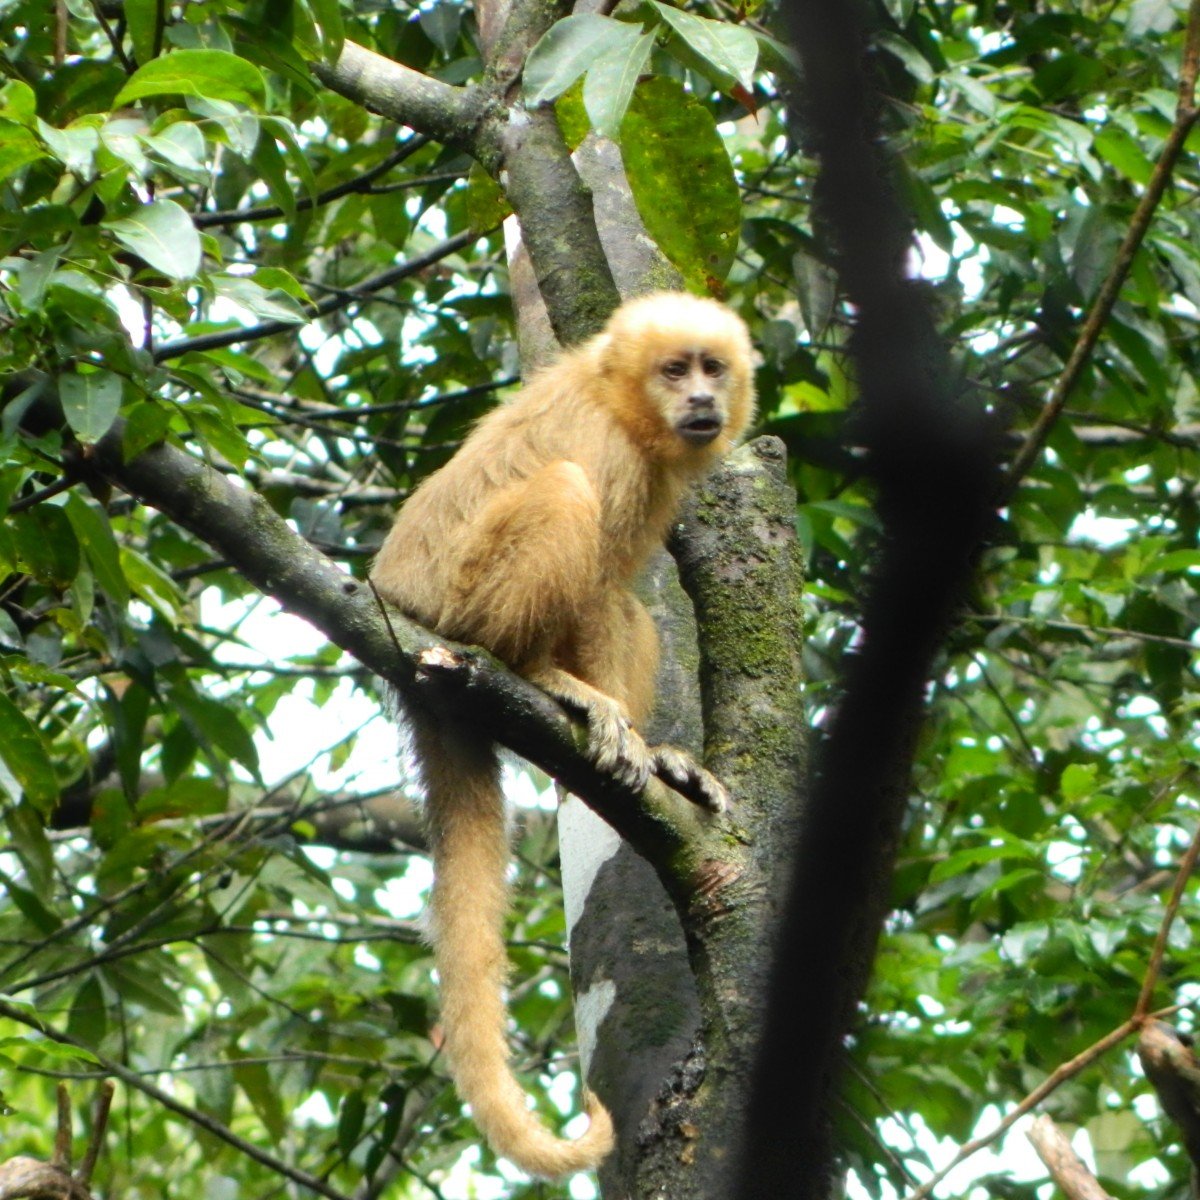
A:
371;292;755;1178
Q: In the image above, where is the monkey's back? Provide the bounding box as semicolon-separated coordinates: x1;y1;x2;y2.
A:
371;344;642;631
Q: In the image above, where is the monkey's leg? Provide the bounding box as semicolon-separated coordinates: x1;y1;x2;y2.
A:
444;462;652;789
565;589;730;812
444;460;602;662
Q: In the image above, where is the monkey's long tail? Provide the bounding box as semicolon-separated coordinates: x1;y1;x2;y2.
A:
415;723;615;1179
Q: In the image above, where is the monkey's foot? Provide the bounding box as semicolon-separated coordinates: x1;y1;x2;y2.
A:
650;746;729;814
584;699;653;792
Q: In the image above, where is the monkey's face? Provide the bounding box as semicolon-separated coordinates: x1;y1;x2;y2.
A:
595;293;757;461
653;350;734;447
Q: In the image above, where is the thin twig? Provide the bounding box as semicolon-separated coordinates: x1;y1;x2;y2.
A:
52;1083;71;1169
1004;0;1200;493
152;230;483;363
193;138;431;228
903;1019;1138;1200
77;1081;114;1185
1135;819;1200;1018
969;611;1200;653
905;814;1200;1199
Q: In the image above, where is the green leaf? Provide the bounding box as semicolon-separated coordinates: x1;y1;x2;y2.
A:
620;78;740;289
186;407;253;471
0;693;57;812
338;1090;368;1156
145;121;209;181
113;50;267;110
1094;125;1153;185
234;1058;288;1140
262;118;317;200
211;274;307;323
67;976;109;1048
419;1;463;55
308;0;345;59
0;124;46;183
251;132;296;218
36;120;99;174
169;683;260;777
101;958;183;1016
16;248;60;311
11;505;79;587
1060;763;1097;803
0;1036;98;1067
123;0;160;65
651;1;757;91
100;117;150;175
524;15;642;106
138;777;228;820
105;199;202;280
583;31;655;139
122;400;172;460
877;30;934;84
1149;549;1200;575
466;163;512;234
0;81;37;124
120;547;186;622
928;839;1036;885
58;369;123;443
64;494;130;605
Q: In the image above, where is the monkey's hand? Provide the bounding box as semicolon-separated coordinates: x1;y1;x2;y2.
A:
650;746;729;814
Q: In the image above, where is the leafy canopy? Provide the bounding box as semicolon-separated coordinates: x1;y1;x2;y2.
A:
1;0;1200;1196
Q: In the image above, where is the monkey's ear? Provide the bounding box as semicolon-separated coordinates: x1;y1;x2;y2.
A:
592;331;615;373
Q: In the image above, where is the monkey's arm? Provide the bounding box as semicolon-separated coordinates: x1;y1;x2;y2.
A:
440;460;727;810
522;664;727;812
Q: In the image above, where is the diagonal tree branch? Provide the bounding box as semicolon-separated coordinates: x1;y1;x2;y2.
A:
1004;0;1200;493
311;40;486;148
1;385;724;883
193;137;432;229
152;230;480;362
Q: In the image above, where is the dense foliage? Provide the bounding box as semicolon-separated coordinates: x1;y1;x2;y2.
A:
2;0;1200;1195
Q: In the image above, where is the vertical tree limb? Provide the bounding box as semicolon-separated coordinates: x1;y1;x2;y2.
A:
734;3;999;1196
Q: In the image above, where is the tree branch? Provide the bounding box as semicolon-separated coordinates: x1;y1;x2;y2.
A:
904;813;1200;1198
1135;817;1200;1019
193;137;432;229
153;230;480;362
904;1019;1138;1200
1137;1021;1200;1183
4;385;722;869
484;105;620;343
311;40;486;149
1004;0;1200;493
1027;1115;1115;1200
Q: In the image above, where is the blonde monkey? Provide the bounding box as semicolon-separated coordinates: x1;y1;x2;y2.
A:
371;292;756;1178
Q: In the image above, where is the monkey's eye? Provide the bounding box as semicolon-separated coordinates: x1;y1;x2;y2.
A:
702;358;725;377
662;360;688;381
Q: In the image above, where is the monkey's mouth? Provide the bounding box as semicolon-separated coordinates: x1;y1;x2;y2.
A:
677;415;724;444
